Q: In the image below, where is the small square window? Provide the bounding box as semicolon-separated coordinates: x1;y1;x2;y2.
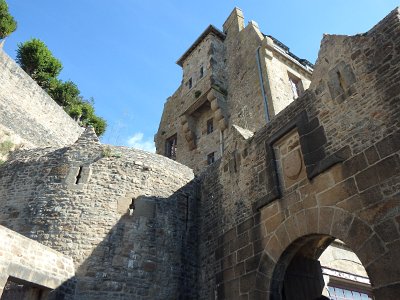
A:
200;66;204;78
188;78;193;89
207;152;215;165
206;118;214;134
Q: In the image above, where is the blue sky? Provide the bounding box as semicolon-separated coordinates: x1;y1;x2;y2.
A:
3;1;399;152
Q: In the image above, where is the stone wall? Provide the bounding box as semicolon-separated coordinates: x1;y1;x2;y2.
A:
155;8;314;174
0;225;74;298
197;7;400;299
155;31;227;173
0;49;83;153
0;128;199;299
261;37;312;116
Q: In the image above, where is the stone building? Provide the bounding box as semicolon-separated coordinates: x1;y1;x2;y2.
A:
155;8;313;174
0;6;400;300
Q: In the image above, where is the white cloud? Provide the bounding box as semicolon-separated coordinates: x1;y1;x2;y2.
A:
126;132;156;153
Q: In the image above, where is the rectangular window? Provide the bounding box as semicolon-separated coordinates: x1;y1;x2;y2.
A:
200;66;204;78
327;286;372;300
188;78;193;89
207;152;215;165
288;73;303;99
165;134;177;160
206;118;213;134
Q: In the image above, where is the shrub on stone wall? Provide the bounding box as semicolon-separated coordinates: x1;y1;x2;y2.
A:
16;38;107;136
0;0;17;40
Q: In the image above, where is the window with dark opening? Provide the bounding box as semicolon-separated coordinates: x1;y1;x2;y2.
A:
188;78;193;89
75;166;83;184
207;152;215;165
207;118;214;134
200;66;204;78
165;134;177;160
288;73;303;99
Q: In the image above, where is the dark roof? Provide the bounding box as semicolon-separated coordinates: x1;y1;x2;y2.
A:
176;25;226;67
265;35;314;69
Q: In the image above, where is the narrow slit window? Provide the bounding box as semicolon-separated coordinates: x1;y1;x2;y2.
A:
188;78;193;89
207;118;214;134
336;71;346;92
200;66;204;78
75;166;83;184
165;134;177;160
207;152;215;165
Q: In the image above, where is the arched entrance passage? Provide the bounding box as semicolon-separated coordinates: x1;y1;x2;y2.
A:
270;234;333;300
268;234;372;300
253;206;400;300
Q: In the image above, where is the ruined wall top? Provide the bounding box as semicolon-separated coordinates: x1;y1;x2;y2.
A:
0;49;83;151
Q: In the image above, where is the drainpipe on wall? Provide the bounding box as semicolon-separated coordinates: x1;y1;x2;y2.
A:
256;46;271;123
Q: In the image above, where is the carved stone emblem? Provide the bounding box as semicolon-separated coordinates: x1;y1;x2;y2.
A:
282;149;303;180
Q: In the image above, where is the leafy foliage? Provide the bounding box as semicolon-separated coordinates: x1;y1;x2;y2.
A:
49;80;80;107
16;38;107;136
0;0;17;39
16;39;62;89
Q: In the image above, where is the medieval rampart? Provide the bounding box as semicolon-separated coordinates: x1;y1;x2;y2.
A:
0;49;82;151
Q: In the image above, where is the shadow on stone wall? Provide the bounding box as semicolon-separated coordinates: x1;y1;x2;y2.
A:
49;183;200;300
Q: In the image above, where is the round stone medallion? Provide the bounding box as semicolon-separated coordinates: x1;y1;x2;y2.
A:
282;149;303;180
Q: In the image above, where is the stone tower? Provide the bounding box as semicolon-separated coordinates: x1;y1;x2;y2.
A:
155;8;313;173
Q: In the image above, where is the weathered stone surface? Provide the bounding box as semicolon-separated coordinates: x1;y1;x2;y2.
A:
0;225;74;295
0;5;400;300
0;49;83;152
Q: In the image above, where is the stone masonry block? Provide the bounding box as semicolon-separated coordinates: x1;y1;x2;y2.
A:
275;223;291;251
375;130;400;159
317;177;358;207
283;216;300;243
305;208;319;233
366;240;400;287
364;145;380;165
258;252;275;277
374;218;400;243
265;235;283;263
245;253;262;273
345;217;373;252
356;234;386;267
240;271;256;294
318;207;335;235
355;154;400;191
237;244;254;262
330;209;354;241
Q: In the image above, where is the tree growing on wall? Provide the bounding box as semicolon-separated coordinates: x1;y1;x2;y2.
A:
50;80;80;107
16;38;107;136
0;0;17;40
16;38;62;89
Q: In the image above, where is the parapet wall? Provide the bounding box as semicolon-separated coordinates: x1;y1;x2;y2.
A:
0;49;83;151
0;225;74;297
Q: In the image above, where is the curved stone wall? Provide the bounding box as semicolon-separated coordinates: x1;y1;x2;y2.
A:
0;128;198;299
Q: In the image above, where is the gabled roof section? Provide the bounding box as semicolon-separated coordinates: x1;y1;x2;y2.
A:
264;34;314;69
176;25;226;67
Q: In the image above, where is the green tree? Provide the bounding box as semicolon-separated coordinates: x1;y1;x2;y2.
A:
16;38;107;137
16;38;62;89
49;80;80;107
0;0;17;39
65;98;107;136
86;114;107;136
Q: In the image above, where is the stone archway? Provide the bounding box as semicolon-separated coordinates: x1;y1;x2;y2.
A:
255;206;398;300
